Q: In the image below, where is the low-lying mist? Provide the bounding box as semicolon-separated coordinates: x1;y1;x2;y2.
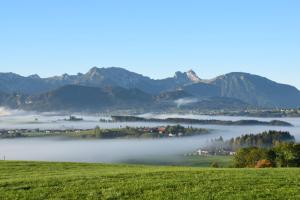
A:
0;110;300;163
174;98;198;108
0;107;12;116
0;135;213;163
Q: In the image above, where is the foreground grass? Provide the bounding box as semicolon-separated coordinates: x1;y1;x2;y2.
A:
0;161;299;200
123;155;233;167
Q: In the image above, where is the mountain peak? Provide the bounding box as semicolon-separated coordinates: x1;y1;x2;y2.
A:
186;69;201;82
87;66;100;74
174;70;201;83
174;71;185;78
28;74;40;79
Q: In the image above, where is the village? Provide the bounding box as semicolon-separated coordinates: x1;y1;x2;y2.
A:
193;148;236;156
0;128;86;138
0;124;209;139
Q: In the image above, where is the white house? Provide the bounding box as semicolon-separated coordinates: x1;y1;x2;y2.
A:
196;149;209;156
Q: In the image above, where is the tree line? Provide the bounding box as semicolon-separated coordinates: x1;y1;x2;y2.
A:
227;130;295;150
234;143;300;168
206;131;299;168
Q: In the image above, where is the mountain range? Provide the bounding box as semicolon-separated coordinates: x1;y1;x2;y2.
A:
0;67;299;112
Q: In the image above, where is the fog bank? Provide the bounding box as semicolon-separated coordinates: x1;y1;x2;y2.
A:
0;111;300;163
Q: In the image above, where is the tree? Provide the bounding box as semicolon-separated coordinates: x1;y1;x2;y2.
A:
166;125;185;135
234;147;268;168
234;148;251;168
266;149;277;167
234;143;300;168
94;126;102;138
293;144;300;167
247;148;268;167
274;143;299;167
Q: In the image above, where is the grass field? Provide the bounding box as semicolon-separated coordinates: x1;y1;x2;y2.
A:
123;155;233;167
0;161;299;200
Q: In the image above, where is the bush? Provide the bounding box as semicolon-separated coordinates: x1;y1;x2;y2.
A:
234;143;300;168
255;159;273;168
211;161;220;168
234;147;268;168
94;126;102;138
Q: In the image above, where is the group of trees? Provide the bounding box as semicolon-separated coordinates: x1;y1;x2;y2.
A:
204;131;295;153
111;116;292;126
234;143;300;168
92;125;208;139
165;125;208;136
165;125;185;135
93;126;143;138
204;131;299;168
226;131;295;150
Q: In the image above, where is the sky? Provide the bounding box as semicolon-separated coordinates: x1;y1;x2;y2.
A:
0;0;300;88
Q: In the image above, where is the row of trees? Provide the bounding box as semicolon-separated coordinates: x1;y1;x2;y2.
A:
209;131;295;151
165;125;208;136
93;126;144;138
93;125;208;139
234;143;300;168
228;131;295;149
203;131;295;154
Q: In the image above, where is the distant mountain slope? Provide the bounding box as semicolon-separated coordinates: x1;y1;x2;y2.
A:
0;85;250;112
180;82;220;98
44;67;158;93
0;73;54;94
155;90;193;101
0;90;26;109
179;97;250;110
209;72;300;107
0;67;300;109
22;85;153;112
54;67;201;94
0;67;200;95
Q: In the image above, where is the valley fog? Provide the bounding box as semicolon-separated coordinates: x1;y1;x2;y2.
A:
0;110;299;163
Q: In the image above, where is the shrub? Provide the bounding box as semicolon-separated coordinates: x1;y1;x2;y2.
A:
234;147;268;168
255;159;273;168
211;161;220;168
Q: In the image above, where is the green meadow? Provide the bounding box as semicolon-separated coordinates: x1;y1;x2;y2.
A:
122;155;233;167
0;161;299;200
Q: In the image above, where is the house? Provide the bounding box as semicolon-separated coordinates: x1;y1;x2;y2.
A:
143;128;151;132
196;149;209;156
158;127;166;134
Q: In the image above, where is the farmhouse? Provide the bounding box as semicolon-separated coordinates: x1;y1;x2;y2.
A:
195;148;236;156
196;149;210;156
158;127;166;134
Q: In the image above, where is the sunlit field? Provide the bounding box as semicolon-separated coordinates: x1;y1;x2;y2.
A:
0;161;299;200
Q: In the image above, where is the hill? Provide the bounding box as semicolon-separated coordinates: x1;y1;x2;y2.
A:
22;85;153;112
209;72;300;107
0;161;299;200
0;85;250;112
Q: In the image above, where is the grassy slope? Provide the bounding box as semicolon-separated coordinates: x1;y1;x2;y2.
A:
0;161;299;200
123;155;233;167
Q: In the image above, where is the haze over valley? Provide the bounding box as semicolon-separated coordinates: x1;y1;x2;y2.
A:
0;67;300;165
0;108;299;164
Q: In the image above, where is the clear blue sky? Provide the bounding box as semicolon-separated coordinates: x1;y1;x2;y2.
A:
0;0;299;88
